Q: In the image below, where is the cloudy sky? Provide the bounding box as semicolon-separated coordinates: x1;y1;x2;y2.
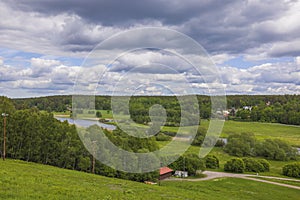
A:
0;0;300;97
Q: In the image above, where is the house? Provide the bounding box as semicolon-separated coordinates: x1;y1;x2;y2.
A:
219;138;228;145
174;170;188;178
159;167;173;180
243;106;252;111
222;110;230;117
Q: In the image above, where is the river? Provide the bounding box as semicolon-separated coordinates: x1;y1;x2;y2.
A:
55;117;116;130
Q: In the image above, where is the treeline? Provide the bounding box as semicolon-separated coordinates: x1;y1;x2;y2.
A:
11;94;300;125
0;97;159;182
224;133;298;161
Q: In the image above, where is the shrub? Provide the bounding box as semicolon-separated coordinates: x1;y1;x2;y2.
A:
243;158;264;172
215;139;225;147
169;154;206;176
96;111;102;118
205;155;219;169
224;133;256;157
224;158;245;173
282;162;300;178
255;139;297;161
155;133;172;141
191;127;207;146
258;159;270;172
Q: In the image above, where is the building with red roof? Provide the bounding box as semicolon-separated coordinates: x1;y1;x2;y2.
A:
159;167;173;180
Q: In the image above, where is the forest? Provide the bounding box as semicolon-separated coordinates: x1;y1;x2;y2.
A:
0;96;159;182
12;94;300;125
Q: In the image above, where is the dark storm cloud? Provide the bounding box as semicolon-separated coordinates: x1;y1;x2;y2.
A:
6;0;233;26
2;0;300;57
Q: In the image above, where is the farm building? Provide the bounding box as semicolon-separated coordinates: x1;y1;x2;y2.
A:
174;170;188;178
159;167;173;180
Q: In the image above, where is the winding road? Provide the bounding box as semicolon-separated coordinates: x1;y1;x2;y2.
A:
165;171;300;190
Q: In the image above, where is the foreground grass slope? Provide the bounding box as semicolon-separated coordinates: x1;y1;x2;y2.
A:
1;160;299;200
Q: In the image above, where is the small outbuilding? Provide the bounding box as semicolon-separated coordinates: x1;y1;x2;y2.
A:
159;167;173;180
174;170;188;178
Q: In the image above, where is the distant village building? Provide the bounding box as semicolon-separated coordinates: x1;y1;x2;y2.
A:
223;110;230;117
174;170;188;178
159;167;173;180
243;106;252;111
219;138;228;145
230;107;237;116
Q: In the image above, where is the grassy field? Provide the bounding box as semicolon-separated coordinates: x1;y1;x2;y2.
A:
250;177;300;187
203;120;300;146
1;159;300;200
161;120;300;146
54;110;113;119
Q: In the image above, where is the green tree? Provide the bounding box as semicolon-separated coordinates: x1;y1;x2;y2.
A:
224;158;245;173
242;158;265;172
96;111;102;118
282;162;300;178
225;133;255;157
205;155;219;169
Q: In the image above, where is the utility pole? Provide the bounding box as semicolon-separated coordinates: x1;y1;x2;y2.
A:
2;113;8;161
91;141;97;174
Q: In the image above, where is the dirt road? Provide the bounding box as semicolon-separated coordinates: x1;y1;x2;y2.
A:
165;171;300;190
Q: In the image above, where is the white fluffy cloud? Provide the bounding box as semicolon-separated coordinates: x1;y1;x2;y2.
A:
0;1;300;97
1;54;299;97
0;58;81;97
219;60;300;94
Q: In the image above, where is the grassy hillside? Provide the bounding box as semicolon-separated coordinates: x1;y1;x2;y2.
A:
1;160;299;200
157;120;300;177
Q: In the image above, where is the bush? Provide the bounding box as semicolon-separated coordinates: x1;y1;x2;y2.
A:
242;158;270;173
282;162;300;178
258;159;270;172
224;158;245;173
243;158;265;172
161;131;176;137
169;154;206;176
255;139;297;161
155;133;172;141
96;111;102;118
215;139;225;147
191;127;207;146
224;133;256;157
205;155;219;169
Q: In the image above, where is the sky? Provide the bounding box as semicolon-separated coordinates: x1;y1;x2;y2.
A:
0;0;300;97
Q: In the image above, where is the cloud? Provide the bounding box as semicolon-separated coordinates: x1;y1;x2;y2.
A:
0;0;300;97
0;53;299;97
296;57;300;65
219;59;300;94
0;57;82;97
0;0;299;59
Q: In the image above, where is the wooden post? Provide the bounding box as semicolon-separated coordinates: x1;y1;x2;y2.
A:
2;113;8;161
91;141;96;174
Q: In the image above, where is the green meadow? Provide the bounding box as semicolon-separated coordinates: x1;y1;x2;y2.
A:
162;120;300;146
1;159;299;200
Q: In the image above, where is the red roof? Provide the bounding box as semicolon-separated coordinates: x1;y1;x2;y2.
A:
159;167;173;175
